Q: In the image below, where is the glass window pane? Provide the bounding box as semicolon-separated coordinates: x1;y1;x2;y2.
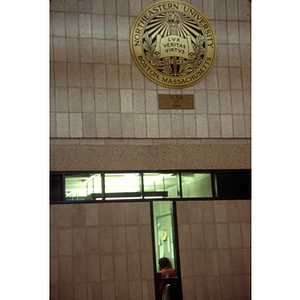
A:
65;174;102;200
104;173;141;200
181;173;212;198
143;173;179;199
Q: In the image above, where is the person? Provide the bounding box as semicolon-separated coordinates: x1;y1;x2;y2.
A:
158;258;176;299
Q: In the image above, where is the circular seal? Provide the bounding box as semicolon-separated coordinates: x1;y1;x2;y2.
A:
130;0;217;89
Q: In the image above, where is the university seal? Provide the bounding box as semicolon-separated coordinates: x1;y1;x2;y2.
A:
130;0;217;88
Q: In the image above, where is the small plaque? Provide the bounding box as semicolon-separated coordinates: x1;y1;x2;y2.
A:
159;94;194;109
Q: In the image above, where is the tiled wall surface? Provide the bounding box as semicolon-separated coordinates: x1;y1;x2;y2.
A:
177;200;251;299
50;202;155;300
50;0;251;141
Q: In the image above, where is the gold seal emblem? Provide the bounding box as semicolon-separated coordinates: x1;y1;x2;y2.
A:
130;0;217;89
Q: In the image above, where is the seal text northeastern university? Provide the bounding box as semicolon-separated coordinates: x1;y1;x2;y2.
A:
130;0;217;88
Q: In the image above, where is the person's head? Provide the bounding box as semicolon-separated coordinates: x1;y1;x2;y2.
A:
159;257;172;269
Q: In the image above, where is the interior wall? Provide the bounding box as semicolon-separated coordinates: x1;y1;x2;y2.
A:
176;200;251;299
50;202;155;300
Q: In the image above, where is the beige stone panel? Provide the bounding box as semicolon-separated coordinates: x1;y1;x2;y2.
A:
203;0;214;19
228;44;241;67
208;114;221;138
55;87;68;112
81;63;94;87
52;12;65;37
99;203;112;225
127;253;141;279
193;77;206;90
218;68;230;90
114;253;128;280
144;76;157;90
230;249;245;274
245;114;251;138
74;284;88;300
215;21;227;44
72;227;86;255
241;222;251;249
121;89;133;113
207;276;222;299
56;113;70;137
146;114;159;138
229;223;242;248
192;250;206;276
239;200;251;222
231;91;244;114
129;280;143;300
111;203;126;225
178;224;192;250
202;201;216;223
79;39;93;63
102;281;115;300
133;90;145;113
99;226;112;254
104;15;117;39
55;62;68;87
180;250;194;277
191;224;205;250
243;248;251;274
207;91;219;114
113;226;126;253
181;277;196;300
188;202;202;223
239;22;251;44
221;115;233;138
119;65;132;88
59;256;73;284
107;89;120;113
79;14;92;38
232;275;247;299
66;38;80;63
196;115;209;138
227;201;240;222
82;88;94;112
65;0;78;12
205;249;220;276
184;114;197;138
104;0;116;14
50;228;59;256
242;67;251;91
130;0;142;16
92;14;104;39
159;113;171;138
218;249;232;275
227;21;239;43
86;227;100;253
51;0;64;11
140;251;154;279
95;89;107;112
216;44;229;67
94;64;107;88
229;67;242;90
126;225;139;252
70;113;83;137
142;280;155;300
215;0;226;19
219;91;231;114
53;37;67;62
78;0;91;13
74;255;88;283
125;203;138;225
73;204;86;226
139;225;152;252
145;90;158;113
122;113;134;137
233;115;246;137
117;16;129;39
68;62;81;87
132;66;145;90
243;91;251;115
138;202;150;225
101;254;115;281
220;276;234;300
93;39;105;63
194;91;207;113
134;114;147;138
83;113;96;137
206;68;218;90
115;281;130;300
216;223;230;249
65;13;79;37
105;40;118;64
241;44;251;68
171;114;184;138
214;201;228;223
227;0;238;20
119;41;131;65
106;65;119;88
203;224;217;249
239;0;251;21
91;0;104;14
59;285;73;300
